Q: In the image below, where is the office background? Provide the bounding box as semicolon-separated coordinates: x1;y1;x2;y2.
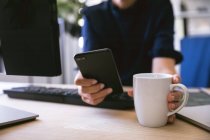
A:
0;0;209;87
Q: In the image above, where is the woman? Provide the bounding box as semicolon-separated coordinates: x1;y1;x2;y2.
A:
75;0;183;123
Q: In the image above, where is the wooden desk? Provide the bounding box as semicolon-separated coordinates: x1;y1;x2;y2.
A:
0;82;209;140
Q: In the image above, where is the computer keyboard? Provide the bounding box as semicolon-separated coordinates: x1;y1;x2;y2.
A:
3;86;134;110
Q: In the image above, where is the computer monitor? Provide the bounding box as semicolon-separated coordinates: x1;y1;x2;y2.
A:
0;0;61;76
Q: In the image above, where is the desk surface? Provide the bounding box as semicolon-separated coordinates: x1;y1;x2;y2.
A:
0;82;209;140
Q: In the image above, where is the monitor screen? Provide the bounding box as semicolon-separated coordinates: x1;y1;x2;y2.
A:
0;0;61;76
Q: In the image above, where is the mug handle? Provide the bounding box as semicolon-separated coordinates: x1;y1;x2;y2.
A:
167;84;189;116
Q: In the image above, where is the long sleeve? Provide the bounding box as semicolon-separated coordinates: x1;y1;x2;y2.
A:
151;1;182;64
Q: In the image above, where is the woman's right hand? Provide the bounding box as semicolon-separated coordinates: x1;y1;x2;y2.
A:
74;72;113;105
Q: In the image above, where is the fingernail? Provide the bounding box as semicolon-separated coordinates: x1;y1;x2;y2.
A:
100;84;105;89
86;99;90;103
92;80;97;84
107;88;113;94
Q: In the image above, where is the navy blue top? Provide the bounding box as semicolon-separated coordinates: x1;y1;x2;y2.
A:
81;0;182;86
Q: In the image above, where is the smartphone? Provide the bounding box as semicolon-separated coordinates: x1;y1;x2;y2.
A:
74;48;123;94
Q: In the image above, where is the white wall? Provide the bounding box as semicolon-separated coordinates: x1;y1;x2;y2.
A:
182;0;210;35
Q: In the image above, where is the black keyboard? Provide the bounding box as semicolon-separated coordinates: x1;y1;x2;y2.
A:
3;86;134;110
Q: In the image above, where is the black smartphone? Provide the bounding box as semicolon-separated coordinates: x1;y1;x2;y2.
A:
74;48;123;94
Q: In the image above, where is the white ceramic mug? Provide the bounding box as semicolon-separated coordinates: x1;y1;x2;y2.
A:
133;73;189;127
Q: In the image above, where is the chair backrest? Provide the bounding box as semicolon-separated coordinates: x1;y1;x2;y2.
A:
181;36;210;87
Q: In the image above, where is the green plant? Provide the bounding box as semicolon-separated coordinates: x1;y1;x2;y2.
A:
57;0;85;37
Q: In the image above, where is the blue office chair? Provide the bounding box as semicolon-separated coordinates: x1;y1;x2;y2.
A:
181;36;210;87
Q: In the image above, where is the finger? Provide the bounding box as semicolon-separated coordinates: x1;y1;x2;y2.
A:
168;102;181;111
81;96;87;103
87;97;105;106
80;83;105;94
172;74;181;84
167;93;175;102
75;78;97;87
168;103;176;111
172;91;183;101
80;88;112;105
168;91;183;102
92;88;113;100
82;88;113;101
81;96;103;105
81;96;90;104
167;115;176;124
